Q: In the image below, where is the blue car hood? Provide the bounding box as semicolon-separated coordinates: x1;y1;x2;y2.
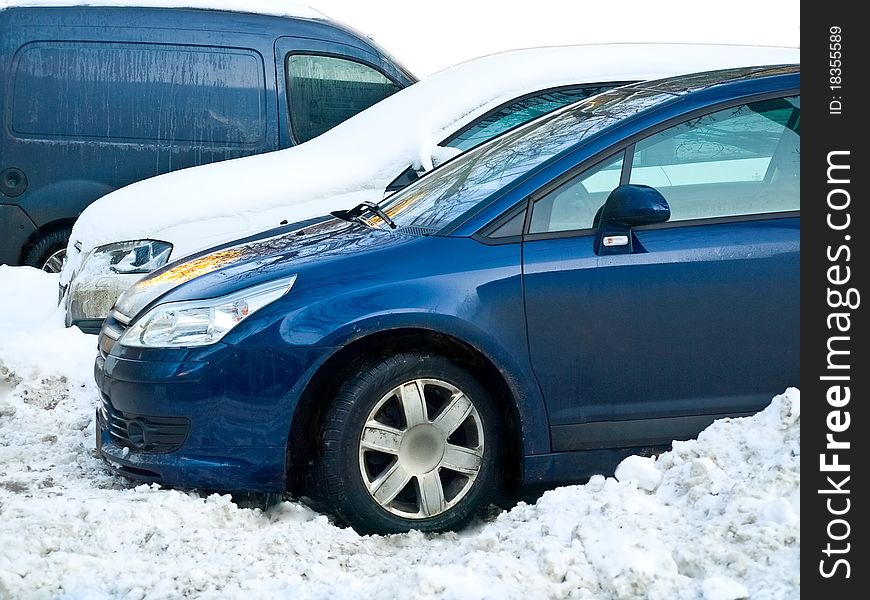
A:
115;216;418;319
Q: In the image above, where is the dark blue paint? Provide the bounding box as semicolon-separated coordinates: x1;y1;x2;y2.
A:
97;342;334;490
523;216;799;425
95;67;800;492
0;6;415;265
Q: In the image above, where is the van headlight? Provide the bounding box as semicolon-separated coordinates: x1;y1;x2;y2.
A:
119;275;297;348
89;240;173;275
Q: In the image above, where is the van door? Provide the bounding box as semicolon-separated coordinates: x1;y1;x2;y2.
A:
274;38;405;148
7;40;273;228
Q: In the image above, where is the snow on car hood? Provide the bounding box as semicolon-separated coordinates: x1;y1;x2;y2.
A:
62;43;799;283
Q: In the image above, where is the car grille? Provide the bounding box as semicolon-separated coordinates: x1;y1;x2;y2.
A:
99;392;189;453
97;309;189;453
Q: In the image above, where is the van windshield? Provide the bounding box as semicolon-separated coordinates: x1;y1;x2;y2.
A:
375;86;675;232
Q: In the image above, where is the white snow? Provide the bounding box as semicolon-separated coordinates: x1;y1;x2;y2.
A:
0;0;327;19
0;265;800;598
60;43;799;284
0;266;97;379
614;455;662;492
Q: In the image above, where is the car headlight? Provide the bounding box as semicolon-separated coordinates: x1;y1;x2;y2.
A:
119;275;297;348
89;240;173;275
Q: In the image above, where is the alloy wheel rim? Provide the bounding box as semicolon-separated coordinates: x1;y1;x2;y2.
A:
358;378;484;519
42;249;65;273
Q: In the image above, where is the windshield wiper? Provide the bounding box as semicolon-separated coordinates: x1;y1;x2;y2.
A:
331;201;397;229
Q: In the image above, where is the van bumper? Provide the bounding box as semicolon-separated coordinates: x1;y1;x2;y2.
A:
0;204;37;265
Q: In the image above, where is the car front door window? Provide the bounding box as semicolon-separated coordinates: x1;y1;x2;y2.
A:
528;151;625;234
628;96;800;221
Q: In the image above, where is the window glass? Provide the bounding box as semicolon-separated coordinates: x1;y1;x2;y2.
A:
489;210;526;238
444;85;627;152
629;96;800;221
286;54;402;143
12;42;264;143
529;152;625;233
375;86;674;232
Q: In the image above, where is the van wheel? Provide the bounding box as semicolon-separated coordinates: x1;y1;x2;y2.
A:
23;228;72;273
314;352;502;534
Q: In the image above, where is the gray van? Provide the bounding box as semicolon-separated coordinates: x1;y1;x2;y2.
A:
0;3;415;270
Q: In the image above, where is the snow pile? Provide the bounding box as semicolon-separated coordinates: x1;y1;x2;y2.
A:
0;266;799;598
479;388;800;599
0;266;97;379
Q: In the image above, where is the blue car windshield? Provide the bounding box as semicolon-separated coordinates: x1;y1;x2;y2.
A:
377;86;677;232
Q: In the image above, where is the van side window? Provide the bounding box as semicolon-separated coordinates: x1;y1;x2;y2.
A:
286;54;402;143
11;42;265;144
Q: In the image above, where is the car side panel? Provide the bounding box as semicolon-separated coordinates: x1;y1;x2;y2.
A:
0;204;37;265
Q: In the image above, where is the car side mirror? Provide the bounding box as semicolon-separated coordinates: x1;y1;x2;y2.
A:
594;184;670;255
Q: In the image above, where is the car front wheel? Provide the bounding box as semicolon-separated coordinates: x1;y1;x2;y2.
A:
315;352;502;534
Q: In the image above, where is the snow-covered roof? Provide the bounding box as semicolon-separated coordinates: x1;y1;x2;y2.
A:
0;0;327;19
64;43;799;280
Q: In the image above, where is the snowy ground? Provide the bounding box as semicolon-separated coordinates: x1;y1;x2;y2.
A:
0;265;800;599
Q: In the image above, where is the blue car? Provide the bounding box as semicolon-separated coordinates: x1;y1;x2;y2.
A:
95;65;800;534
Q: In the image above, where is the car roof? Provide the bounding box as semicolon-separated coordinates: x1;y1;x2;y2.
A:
0;0;327;19
430;43;798;82
624;63;800;96
2;1;417;85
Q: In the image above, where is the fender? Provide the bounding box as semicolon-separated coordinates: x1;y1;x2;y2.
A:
307;310;553;456
215;235;553;455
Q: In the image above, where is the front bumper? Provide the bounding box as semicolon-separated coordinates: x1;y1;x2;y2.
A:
95;340;335;492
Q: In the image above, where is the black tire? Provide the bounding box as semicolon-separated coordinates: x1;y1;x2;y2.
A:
313;351;503;534
23;228;72;272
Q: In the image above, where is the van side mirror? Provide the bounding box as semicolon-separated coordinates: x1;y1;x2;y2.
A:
594;184;670;255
